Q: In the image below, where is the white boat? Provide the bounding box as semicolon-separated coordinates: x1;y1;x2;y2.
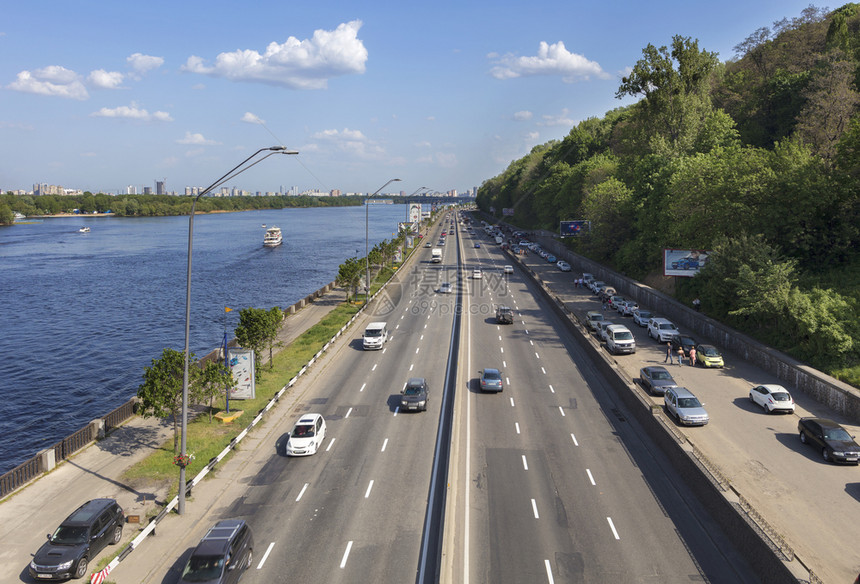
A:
78;226;90;233
263;226;282;247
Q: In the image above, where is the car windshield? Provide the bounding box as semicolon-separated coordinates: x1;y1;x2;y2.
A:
590;314;603;321
638;311;651;318
292;424;315;437
651;371;672;380
702;347;720;356
614;331;634;340
366;330;383;337
823;427;852;441
404;386;423;395
678;398;702;408
483;372;500;381
181;555;225;581
660;323;677;330
50;525;88;545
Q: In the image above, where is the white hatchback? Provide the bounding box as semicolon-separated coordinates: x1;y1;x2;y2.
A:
749;384;796;414
503;265;514;274
286;413;327;456
472;269;483;279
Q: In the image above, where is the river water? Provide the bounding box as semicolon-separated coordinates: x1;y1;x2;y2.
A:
0;204;408;474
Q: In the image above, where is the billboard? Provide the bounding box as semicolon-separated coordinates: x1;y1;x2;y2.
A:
227;347;255;399
663;249;710;277
408;203;422;222
560;220;590;237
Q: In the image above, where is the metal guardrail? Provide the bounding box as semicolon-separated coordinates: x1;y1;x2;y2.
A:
0;456;42;499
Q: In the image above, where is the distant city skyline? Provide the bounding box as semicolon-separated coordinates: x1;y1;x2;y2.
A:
1;1;816;194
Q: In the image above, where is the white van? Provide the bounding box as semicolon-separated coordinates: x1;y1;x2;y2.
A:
363;322;389;350
606;324;636;354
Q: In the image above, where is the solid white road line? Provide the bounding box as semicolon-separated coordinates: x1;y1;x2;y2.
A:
607;517;620;539
257;542;275;569
340;541;353;568
295;483;309;502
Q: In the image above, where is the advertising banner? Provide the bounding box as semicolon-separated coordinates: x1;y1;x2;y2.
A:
408;203;422;222
663;249;710;277
227;347;255;399
560;220;590;236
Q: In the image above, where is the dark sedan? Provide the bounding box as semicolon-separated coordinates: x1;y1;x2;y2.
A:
798;417;860;464
670;335;697;357
639;366;677;396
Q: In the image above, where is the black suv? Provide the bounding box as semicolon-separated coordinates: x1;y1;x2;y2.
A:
495;305;513;324
401;378;429;412
30;498;124;580
179;519;254;584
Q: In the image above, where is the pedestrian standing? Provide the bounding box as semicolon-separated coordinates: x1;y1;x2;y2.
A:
663;342;673;364
689;346;697;367
693;298;701;312
677;345;685;366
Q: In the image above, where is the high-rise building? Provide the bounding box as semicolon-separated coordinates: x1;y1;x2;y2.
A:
155;180;165;195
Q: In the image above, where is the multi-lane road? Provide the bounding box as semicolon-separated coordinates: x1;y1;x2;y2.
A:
131;212;766;583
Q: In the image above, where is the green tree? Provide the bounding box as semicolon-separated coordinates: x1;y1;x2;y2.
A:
337;257;363;301
0;202;13;225
196;360;235;422
234;307;282;375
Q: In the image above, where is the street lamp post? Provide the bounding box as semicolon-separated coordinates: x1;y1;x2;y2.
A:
179;146;298;515
365;178;401;305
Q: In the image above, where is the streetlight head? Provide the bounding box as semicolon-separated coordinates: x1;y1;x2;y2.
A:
269;146;300;154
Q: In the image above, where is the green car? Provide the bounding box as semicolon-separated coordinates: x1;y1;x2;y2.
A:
694;344;724;368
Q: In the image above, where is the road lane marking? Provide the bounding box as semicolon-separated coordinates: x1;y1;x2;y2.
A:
500;347;504;353
549;384;555;394
607;517;620;539
522;455;528;470
535;352;540;359
503;360;507;368
421;334;424;340
506;377;510;385
410;363;414;371
559;406;565;417
531;499;539;518
360;383;366;392
381;438;388;452
345;407;353;419
570;433;578;446
541;367;547;374
394;406;400;417
416;347;420;354
498;335;502;341
258;542;275;569
340;541;353;568
372;364;377;371
296;483;309;502
365;480;374;498
510;397;515;407
544;559;555;584
586;469;596;485
515;422;520;434
326;438;336;452
382;348;387;354
530;340;534;346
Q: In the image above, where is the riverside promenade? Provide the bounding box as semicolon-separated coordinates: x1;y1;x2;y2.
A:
0;286;348;583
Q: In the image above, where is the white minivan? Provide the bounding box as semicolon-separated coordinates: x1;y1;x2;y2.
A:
363;322;389;350
605;324;636;354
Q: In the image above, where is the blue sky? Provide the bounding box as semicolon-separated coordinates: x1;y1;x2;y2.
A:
1;0;821;196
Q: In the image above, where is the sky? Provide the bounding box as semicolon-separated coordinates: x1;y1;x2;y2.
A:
0;0;824;196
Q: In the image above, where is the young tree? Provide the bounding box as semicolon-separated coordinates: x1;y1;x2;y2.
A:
337;256;363;302
195;360;235;422
234;307;281;376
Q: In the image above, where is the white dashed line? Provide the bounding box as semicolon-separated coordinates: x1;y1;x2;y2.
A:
586;469;596;485
372;364;377;371
558;406;565;417
365;480;374;498
503;360;507;368
381;438;388;452
420;334;424;340
535;352;540;359
515;422;520;434
570;433;578;446
500;347;504;353
607;517;620;539
531;499;539;518
509;397;515;407
522;455;528;470
410;363;414;371
544;559;555;584
345;407;353;419
549;384;555;394
258;542;275;569
541;367;547;374
530;340;534;346
394;406;400;417
326;438;336;451
360;383;366;392
340;541;353;568
295;483;309;502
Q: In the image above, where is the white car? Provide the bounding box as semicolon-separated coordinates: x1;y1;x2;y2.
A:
439;282;453;294
618;300;639;316
286;413;327;456
556;261;571;272
749;384;796;414
472;269;483;279
632;309;653;327
648;317;679;342
503;265;514;274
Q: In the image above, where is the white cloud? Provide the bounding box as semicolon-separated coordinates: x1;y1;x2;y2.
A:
8;66;88;99
310;127;383;158
490;41;609;83
88;69;124;89
241;112;265;124
513;110;533;121
526;131;540;142
90;103;173;121
538;108;575;127
176;132;219;145
127;53;164;74
182;20;368;89
426;116;436;121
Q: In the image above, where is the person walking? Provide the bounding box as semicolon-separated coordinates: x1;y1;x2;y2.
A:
663;342;674;364
693;298;701;312
689;346;697;367
677;345;685;366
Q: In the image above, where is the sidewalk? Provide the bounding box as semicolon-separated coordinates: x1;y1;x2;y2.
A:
0;287;347;583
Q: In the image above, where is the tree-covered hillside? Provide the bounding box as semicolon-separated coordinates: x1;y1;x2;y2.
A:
477;4;860;382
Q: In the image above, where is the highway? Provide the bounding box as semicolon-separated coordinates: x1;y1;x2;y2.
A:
137;212;761;583
511;226;860;584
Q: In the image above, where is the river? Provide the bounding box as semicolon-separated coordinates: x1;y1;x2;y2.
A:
0;204;410;475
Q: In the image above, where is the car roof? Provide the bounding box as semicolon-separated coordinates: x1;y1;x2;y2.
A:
193;520;247;556
650;317;673;324
756;384;788;393
483;368;500;375
296;413;322;425
407;377;426;386
606;324;630;331
802;417;842;429
642;365;670;374
668;386;696;398
62;499;119;526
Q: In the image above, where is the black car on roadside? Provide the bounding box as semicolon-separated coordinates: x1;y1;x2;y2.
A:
639;366;677;396
798;418;860;464
30;498;124;580
670;334;697;357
